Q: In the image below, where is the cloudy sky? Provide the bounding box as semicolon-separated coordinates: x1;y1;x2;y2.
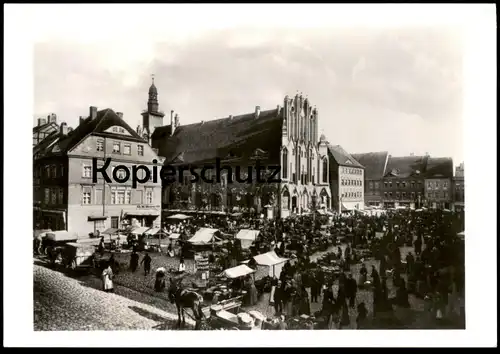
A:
33;9;464;165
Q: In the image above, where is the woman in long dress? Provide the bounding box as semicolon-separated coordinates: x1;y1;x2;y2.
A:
102;263;114;293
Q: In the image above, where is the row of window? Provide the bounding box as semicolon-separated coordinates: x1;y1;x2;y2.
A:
283;151;328;184
83;164;153;181
341;179;362;186
383;192;421;199
341;167;362;175
384;181;422;189
427;181;449;189
96;139;144;156
42;187;64;205
82;186;154;205
34;164;64;179
427;191;450;199
341;191;362;199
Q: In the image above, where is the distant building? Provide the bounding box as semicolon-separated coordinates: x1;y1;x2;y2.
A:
453;162;465;212
139;77;166;145
424;157;454;209
382;155;428;208
33;107;162;236
328;145;365;213
151;92;332;219
33;114;59;146
351;151;389;208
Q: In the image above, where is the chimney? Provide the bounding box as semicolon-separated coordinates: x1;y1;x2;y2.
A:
60;122;68;136
89;106;98;119
38;118;46;126
170;110;175;136
79;116;86;125
50;113;57;124
255;106;261;118
229;115;233;120
116;112;123;119
410;153;414;156
277;104;281;115
174;113;179;128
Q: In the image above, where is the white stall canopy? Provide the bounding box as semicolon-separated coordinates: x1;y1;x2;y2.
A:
166;214;192;220
235;229;260;249
220;264;255;279
130;226;150;235
253;251;288;278
45;231;78;242
188;228;221;245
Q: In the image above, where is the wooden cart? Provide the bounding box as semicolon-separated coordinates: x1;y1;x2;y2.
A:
61;242;97;271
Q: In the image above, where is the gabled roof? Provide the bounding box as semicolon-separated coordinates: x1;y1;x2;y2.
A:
37;109;146;157
425;157;454;178
33;121;58;134
33;131;60;157
151;108;283;165
351;151;389;180
384;155;428;178
327;144;364;168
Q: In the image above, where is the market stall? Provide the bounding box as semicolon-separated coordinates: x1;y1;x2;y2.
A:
221;264;255;279
253;251;288;279
188;228;221;245
235;229;260;250
166;213;192;221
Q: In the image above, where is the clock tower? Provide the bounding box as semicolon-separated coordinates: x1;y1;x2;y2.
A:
141;75;165;144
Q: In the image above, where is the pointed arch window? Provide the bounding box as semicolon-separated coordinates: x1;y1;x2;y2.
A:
322;158;328;183
282;148;288;179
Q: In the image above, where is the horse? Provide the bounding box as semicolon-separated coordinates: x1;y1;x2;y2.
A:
168;277;205;329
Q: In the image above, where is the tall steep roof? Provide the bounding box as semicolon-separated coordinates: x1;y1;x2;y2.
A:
425;157;454;178
151;109;283;165
327;144;364;168
384;155;428;178
351;151;389;180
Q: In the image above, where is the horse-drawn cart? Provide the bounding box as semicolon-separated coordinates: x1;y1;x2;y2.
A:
61;242;97;270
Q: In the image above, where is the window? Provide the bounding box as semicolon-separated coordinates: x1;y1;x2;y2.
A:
112;127;118;132
411;181;415;188
384;182;388;188
435;181;440;188
384;192;388;198
111;217;119;229
402;192;406;198
58;188;64;204
411;192;415;199
443;181;448;189
45;166;50;178
113;166;127;180
111;187;131;205
96;139;104;152
389;192;393;198
389;182;392;188
146;189;153;204
51;165;57;178
123;144;131;155
82;189;91;205
402;182;406;188
83;165;92;178
60;166;64;177
322;159;328;183
375;182;380;189
95;220;105;230
44;188;50;204
396;182;400;188
125;190;131;204
444;192;448;199
112;142;120;153
138;145;144;156
282;149;288;179
119;128;125;133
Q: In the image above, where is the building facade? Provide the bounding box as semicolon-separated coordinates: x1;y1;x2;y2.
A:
351;151;389;208
328;145;365;212
423;157;454;209
33;107;162;236
381;155;427;209
151;92;332;219
452;162;465;212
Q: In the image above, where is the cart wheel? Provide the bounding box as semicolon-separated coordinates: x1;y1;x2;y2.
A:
71;260;77;271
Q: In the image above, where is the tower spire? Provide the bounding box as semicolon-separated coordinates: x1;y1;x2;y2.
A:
151;73;155;84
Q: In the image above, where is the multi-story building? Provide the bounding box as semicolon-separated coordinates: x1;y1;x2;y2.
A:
327;145;365;212
381;155;428;209
33;106;162;236
33;114;59;146
151;91;332;219
424;157;454;209
453;162;465;212
351;151;389;208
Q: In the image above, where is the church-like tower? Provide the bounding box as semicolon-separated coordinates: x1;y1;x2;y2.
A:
141;75;165;143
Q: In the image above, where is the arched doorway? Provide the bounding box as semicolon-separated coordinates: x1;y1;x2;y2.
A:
320;188;330;209
291;196;298;212
281;188;290;210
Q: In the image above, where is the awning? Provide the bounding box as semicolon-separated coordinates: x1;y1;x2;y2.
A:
130;226;150;235
102;228;119;235
88;215;108;221
220;265;255;279
125;210;160;217
235;229;260;241
34;229;52;238
166;213;192;220
188;228;221;245
169;233;181;240
253;251;288;266
45;231;78;242
42;209;66;215
145;227;167;235
231;213;243;217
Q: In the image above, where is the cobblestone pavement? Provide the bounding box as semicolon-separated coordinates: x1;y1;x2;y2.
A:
34;263;195;331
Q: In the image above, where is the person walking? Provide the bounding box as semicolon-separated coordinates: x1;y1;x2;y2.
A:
345;273;358;308
101;262;114;293
356;302;368;329
129;250;139;272
141;252;152;276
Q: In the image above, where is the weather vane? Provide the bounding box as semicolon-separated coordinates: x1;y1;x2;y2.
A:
151;74;155;84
